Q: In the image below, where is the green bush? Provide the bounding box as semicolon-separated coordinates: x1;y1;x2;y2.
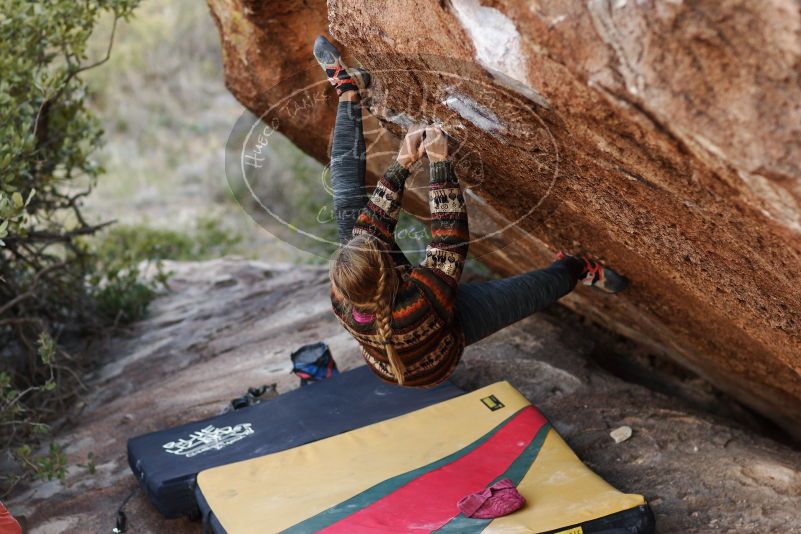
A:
88;219;244;325
95;217;243;263
0;0;144;495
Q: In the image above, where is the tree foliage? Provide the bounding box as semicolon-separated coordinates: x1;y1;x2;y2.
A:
0;0;146;494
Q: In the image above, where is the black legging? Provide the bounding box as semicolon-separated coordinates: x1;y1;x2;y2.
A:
331;101;367;245
330;100;583;346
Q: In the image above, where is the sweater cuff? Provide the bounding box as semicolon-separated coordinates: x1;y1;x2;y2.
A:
430;161;455;184
384;160;410;188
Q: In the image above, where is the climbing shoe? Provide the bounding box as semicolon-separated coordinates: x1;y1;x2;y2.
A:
313;35;371;96
556;251;629;294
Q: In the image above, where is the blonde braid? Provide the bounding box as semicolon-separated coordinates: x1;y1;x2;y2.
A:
372;254;405;385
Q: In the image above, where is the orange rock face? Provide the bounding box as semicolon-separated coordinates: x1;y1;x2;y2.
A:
207;0;801;437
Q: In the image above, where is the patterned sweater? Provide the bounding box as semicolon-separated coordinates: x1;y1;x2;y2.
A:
331;160;470;387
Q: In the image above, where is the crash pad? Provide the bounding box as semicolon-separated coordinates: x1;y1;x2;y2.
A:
126;365;463;518
196;381;654;533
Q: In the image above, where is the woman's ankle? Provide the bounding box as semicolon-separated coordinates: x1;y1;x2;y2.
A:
553;254;586;281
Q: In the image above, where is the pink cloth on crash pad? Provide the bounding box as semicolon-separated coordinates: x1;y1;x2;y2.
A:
457;479;526;519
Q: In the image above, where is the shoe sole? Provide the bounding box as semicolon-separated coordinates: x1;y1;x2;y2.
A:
313;35;341;67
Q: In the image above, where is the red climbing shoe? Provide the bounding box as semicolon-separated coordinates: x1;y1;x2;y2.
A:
313;36;371;96
556;251;629;294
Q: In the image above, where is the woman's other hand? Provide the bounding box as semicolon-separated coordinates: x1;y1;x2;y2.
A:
423;126;448;162
396;124;427;169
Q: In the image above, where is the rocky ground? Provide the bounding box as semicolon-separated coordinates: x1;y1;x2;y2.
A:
8;258;801;533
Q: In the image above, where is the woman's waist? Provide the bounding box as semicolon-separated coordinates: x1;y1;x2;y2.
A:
360;331;463;372
343;312;449;347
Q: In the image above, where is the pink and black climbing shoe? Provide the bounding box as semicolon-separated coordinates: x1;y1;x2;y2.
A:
556;251;629;294
313;35;371;96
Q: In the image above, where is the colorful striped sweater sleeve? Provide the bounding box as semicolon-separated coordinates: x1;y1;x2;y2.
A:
352;160;409;245
420;160;469;284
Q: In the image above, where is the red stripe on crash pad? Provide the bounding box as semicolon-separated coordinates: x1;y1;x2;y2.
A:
320;406;546;534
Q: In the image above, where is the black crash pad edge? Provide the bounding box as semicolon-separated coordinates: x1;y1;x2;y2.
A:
537;504;656;534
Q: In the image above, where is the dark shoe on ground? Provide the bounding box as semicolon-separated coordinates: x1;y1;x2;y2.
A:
313;35;370;96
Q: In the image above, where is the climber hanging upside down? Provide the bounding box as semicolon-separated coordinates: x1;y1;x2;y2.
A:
315;36;628;387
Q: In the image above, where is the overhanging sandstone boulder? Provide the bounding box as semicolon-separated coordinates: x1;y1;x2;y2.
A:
207;0;801;438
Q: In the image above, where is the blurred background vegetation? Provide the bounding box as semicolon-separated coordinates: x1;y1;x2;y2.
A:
81;0;321;262
0;0;325;494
